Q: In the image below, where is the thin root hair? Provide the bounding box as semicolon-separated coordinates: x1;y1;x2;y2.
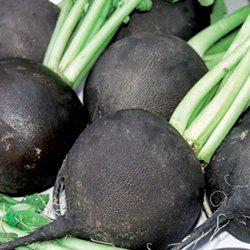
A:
209;190;227;208
209;213;230;243
191;230;213;249
239;215;250;226
224;174;250;189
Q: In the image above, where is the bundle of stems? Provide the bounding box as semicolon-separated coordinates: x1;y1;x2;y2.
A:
43;0;152;89
170;4;250;163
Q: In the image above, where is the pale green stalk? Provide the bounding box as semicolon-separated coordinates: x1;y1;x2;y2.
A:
0;194;19;204
46;0;89;72
58;237;129;250
184;40;250;151
58;0;112;72
214;65;236;94
43;0;74;65
203;51;225;69
204;28;239;56
187;4;250;57
35;242;73;250
169;38;250;135
0;221;28;237
198;73;250;162
222;12;250;58
71;27;118;89
62;0;148;85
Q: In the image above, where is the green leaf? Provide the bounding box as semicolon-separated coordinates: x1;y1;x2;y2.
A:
4;204;49;232
0;232;17;243
16;212;50;232
0;202;16;213
0;194;18;204
4;204;35;227
210;0;227;24
21;193;50;212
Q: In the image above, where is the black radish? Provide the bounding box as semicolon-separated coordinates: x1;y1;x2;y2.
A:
0;109;204;250
170;108;250;249
0;0;59;62
112;0;211;42
84;33;208;122
0;58;87;196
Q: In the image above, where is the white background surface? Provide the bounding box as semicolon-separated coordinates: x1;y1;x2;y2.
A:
45;0;250;249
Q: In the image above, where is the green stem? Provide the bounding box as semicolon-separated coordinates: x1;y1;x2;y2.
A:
35;242;73;250
169;38;250;135
184;41;250;152
186;81;221;127
204;28;239;56
198;73;250;162
62;0;144;85
57;1;65;9
43;0;74;65
203;51;225;69
214;65;236;94
187;4;250;57
57;237;129;250
223;11;250;58
0;221;28;237
0;194;19;205
46;0;89;72
58;0;112;73
71;28;117;89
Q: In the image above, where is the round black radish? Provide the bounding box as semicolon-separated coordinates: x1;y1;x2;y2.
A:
0;0;59;62
204;108;250;242
0;57;87;196
112;0;211;42
169;109;250;250
0;109;204;250
84;33;208;122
